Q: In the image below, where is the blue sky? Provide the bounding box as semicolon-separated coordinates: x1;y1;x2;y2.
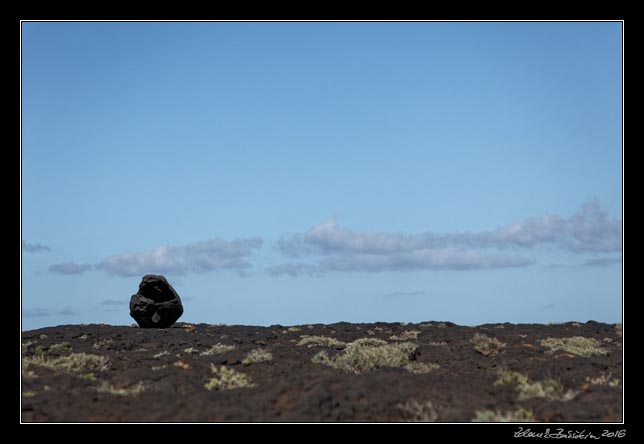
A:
21;21;622;330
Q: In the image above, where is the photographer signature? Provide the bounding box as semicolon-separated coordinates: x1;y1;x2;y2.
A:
514;427;626;439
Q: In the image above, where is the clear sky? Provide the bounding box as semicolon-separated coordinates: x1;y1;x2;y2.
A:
21;21;622;331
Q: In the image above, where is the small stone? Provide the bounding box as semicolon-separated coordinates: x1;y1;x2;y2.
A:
129;275;184;328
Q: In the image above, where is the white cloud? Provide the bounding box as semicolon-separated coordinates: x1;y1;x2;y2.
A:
273;200;621;275
22;307;75;318
583;256;622;267
101;299;123;306
265;262;323;277
279;200;621;256
49;261;93;275
319;249;534;272
97;237;263;277
477;200;621;252
564;200;622;253
23;308;50;318
22;241;50;253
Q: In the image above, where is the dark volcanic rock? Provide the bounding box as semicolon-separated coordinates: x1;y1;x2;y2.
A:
22;320;622;422
129;275;183;328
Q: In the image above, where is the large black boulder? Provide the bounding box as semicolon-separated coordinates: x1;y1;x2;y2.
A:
129;275;184;328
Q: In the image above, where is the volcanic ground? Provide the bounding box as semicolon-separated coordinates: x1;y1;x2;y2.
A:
21;321;622;422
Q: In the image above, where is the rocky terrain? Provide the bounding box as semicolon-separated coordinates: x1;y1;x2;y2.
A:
21;320;622;422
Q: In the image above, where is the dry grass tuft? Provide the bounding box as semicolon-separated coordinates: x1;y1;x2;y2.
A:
495;370;529;387
349;338;388;347
49;342;72;353
398;400;442;422
297;335;346;348
92;339;113;350
495;369;577;401
242;348;273;365
153;351;170;358
199;343;237;356
540;337;607;357
204;365;255;390
97;381;147;396
472;408;536;422
471;333;506;357
311;339;436;374
517;379;577;401
404;361;440;374
586;372;621;387
390;330;420;341
173;360;191;370
23;353;110;374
